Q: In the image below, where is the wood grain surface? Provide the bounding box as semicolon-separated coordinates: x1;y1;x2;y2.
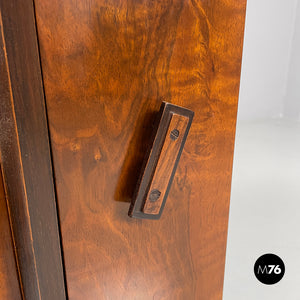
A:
143;113;189;215
0;3;66;299
34;0;247;299
0;169;21;300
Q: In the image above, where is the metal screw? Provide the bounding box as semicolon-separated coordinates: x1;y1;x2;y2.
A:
170;129;179;140
149;189;161;202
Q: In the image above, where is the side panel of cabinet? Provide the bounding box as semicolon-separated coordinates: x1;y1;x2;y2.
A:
35;1;246;299
0;3;66;299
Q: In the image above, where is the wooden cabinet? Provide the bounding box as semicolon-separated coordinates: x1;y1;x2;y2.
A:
0;0;246;299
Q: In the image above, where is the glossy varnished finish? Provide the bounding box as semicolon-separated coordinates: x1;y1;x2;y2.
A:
35;0;246;299
0;170;21;300
0;3;66;299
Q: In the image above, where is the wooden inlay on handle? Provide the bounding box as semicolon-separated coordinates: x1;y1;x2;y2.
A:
143;114;189;214
128;102;194;219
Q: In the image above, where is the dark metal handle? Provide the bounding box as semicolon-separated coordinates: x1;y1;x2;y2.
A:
128;102;194;219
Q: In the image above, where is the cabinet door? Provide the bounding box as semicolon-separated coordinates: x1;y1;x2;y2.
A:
34;1;246;299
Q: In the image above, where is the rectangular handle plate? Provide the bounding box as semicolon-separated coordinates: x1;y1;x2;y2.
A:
128;102;194;220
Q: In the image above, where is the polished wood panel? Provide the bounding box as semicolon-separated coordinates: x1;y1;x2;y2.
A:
0;3;66;299
35;0;246;299
0;169;22;300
